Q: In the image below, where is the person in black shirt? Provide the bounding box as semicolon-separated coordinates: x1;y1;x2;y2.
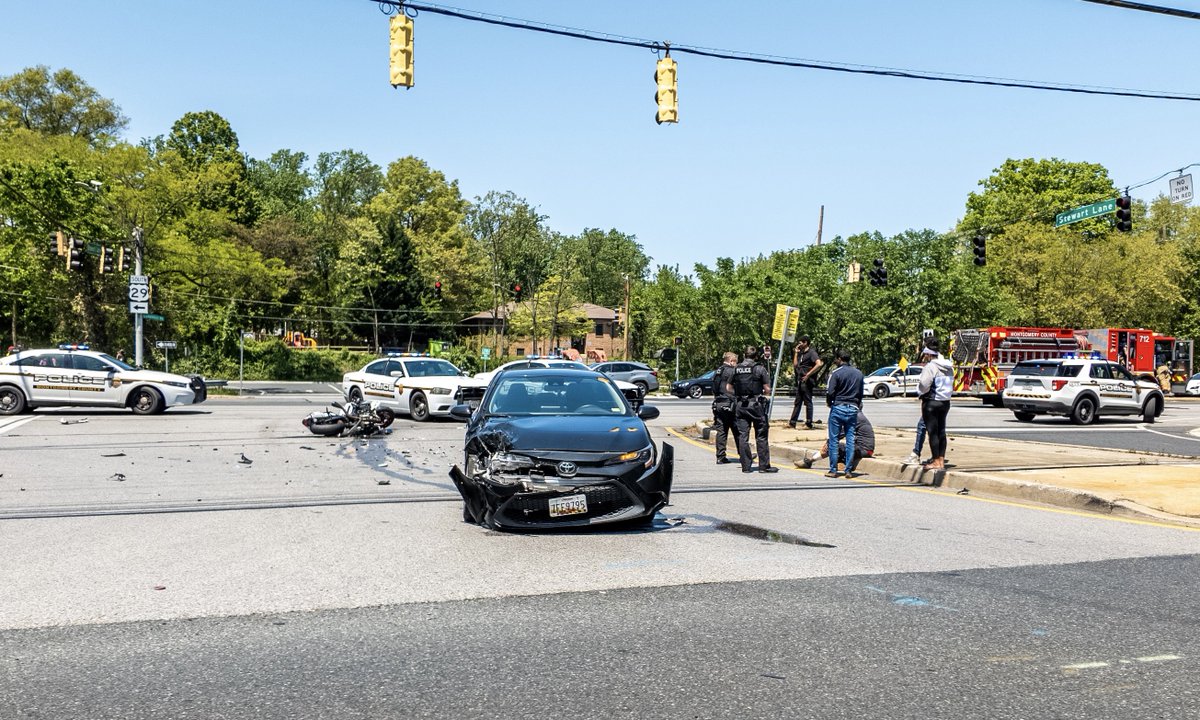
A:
728;345;778;473
711;352;740;464
788;335;823;429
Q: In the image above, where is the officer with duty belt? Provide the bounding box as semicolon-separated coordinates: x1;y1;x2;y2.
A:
711;352;741;464
726;345;778;473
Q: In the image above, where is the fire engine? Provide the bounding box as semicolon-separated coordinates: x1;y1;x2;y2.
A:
950;326;1194;405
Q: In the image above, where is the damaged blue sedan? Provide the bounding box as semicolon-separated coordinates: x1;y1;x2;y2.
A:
449;368;674;530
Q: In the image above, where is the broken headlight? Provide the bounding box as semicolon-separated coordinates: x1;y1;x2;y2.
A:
488;452;535;474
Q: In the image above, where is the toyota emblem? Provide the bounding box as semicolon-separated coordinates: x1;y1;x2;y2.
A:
556;461;578;478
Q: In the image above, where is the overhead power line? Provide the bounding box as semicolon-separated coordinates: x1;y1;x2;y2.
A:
375;0;1200;102
1079;0;1200;21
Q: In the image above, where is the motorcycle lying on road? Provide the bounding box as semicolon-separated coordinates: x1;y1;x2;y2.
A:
301;399;396;437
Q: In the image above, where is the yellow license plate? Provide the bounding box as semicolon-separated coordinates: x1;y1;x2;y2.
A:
548;494;588;517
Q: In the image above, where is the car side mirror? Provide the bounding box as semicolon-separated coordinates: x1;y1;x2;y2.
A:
390;371;403;377
637;404;660;421
449;404;473;421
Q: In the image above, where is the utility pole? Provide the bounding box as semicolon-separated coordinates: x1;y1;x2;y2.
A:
815;205;824;246
623;275;630;360
133;226;144;367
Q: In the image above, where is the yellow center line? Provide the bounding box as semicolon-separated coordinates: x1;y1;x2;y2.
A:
662;427;1200;533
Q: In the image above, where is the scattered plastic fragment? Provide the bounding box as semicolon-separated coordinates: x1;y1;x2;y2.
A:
59;418;89;425
238;453;253;465
153;585;166;591
377;479;391;485
957;488;970;495
107;473;126;482
299;446;315;450
101;452;126;458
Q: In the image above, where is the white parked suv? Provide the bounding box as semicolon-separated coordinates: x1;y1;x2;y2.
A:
342;355;486;421
1003;358;1164;425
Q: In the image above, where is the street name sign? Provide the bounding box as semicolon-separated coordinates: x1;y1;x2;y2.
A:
1170;174;1193;205
1054;199;1116;227
771;304;799;342
155;340;177;349
144;314;165;321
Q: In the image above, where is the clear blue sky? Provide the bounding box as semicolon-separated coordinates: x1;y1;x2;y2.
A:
4;0;1198;271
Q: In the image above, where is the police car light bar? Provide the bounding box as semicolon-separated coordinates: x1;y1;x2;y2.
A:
385;352;430;357
58;343;90;351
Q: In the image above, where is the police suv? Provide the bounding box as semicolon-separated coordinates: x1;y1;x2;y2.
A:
1002;357;1164;425
342;354;487;422
0;345;206;415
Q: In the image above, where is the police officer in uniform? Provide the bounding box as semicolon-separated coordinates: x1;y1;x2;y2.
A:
728;345;778;473
711;352;740;464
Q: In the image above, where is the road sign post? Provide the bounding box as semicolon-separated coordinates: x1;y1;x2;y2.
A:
768;305;798;420
155;340;176;372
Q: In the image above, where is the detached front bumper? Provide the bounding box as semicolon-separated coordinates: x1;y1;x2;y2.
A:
451;443;675;531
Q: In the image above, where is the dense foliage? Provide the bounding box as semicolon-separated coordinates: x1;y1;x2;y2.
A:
3;66;1199;381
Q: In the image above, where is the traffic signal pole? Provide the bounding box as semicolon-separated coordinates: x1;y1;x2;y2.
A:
133;226;144;367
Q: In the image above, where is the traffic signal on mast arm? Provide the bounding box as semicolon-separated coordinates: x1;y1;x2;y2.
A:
389;13;414;88
869;257;888;287
117;246;130;272
66;236;84;271
972;234;987;266
49;230;65;257
433;280;442;299
511;283;523;301
100;245;114;274
1115;195;1133;232
654;56;678;124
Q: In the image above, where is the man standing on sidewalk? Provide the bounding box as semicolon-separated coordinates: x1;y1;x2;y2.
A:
788;336;823;430
824;350;864;478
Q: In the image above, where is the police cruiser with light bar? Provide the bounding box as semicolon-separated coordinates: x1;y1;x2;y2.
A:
0;344;206;415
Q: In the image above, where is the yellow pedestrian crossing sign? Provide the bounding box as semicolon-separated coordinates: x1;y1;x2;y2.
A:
898;356;909;372
772;304;799;341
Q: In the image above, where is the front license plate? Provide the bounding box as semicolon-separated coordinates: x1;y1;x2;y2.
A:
548;493;588;518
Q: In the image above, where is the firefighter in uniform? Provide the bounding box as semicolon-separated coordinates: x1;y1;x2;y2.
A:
728;345;778;473
711;352;740;464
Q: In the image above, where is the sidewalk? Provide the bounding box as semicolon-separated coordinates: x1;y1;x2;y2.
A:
694;421;1200;527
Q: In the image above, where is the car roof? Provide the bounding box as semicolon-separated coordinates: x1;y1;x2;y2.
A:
497;367;608;380
1016;359;1065;365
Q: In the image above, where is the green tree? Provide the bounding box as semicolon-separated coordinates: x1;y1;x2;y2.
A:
0;66;127;142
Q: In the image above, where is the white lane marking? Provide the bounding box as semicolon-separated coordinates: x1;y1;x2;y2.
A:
1140;425;1200;443
327;383;345;395
1061;654;1182;671
1136;654;1183;663
0;416;36;435
1062;662;1110;670
953;427;1143;433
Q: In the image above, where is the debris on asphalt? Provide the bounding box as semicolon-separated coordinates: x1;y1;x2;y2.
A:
153;585;166;591
238;453;253;465
107;473;126;482
377;479;391;485
667;517;687;526
299;446;315;450
957;488;970;495
100;452;126;458
59;418;89;425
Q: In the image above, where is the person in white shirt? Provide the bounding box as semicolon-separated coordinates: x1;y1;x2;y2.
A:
916;337;954;470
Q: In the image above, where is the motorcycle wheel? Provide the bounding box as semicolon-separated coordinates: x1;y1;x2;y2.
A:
377;408;396;429
307;420;347;437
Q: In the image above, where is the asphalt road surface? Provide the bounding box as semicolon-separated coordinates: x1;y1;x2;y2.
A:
3;397;1198;718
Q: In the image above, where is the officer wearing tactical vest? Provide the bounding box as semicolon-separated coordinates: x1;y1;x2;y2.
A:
726;345;778;473
711;352;741;464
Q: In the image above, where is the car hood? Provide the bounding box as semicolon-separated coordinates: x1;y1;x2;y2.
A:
119;369;195;385
473;414;649;453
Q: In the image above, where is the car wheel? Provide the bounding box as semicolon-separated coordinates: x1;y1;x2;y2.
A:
0;386;27;415
872;384;890;400
410;391;430;422
129;387;163;415
348;386;364;403
1142;397;1160;424
634;380;649;396
686;385;702;399
1070;396;1097;425
1013;411;1035;422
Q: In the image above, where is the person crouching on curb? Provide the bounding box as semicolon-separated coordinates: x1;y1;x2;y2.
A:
916;338;954;470
711;352;741;464
823;350;864;478
801;409;875;472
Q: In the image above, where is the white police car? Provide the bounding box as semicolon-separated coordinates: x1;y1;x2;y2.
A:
473;356;643;406
1186;372;1200;396
862;364;924;399
342;354;487;422
0;345;206;415
1003;357;1164;424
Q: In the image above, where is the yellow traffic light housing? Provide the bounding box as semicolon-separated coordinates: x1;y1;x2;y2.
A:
389;14;414;88
654;56;678;124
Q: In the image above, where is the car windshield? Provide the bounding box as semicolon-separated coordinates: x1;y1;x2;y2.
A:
1011;361;1062;377
868;366;897;377
99;354;135;371
487;375;629;416
404;359;460;377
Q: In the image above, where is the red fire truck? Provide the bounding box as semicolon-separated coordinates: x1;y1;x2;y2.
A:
950;326;1194;405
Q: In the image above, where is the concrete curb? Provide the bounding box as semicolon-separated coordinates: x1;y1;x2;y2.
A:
691;421;1200;528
